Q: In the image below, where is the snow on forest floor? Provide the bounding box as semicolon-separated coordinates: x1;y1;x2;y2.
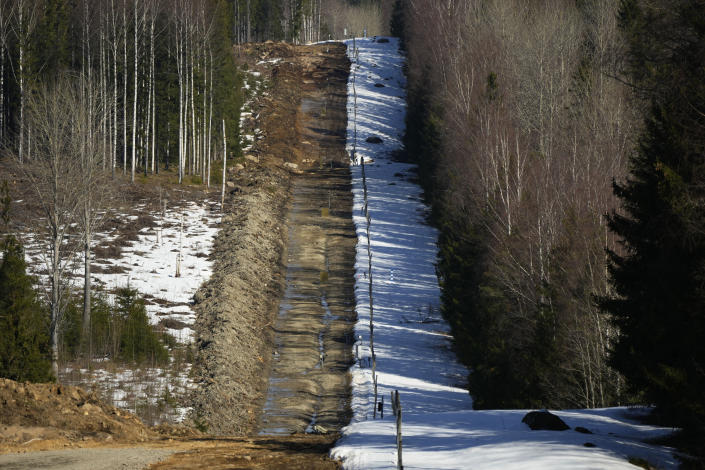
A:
23;199;220;343
20;197;220;423
331;36;679;470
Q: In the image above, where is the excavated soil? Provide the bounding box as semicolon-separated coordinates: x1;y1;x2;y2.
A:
191;41;353;439
0;379;155;452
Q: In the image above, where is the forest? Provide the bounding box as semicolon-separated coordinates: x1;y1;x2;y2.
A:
0;0;388;385
398;0;705;453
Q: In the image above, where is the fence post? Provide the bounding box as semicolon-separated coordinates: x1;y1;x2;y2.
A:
373;374;378;419
395;390;403;470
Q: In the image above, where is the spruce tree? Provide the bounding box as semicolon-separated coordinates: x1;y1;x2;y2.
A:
602;0;705;436
0;183;52;382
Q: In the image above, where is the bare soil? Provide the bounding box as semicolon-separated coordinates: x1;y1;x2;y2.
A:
189;41;353;437
148;434;341;470
258;45;355;433
0;378;157;453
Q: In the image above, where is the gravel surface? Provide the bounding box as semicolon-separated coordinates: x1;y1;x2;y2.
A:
0;447;175;470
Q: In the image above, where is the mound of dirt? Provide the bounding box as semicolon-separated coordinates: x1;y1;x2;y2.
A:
0;378;152;450
240;41;295;61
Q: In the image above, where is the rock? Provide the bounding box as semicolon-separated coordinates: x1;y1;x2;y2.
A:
583;442;596;448
376;38;390;43
226;181;235;188
374;83;385;88
521;410;570;431
235;163;245;172
245;155;259;163
365;136;384;144
575;426;592;434
79;403;101;415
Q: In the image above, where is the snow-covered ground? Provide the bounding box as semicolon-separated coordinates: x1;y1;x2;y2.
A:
23;199;220;343
20;197;219;423
332;36;678;470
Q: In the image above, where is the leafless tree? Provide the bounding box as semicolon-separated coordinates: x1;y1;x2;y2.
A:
74;74;112;351
405;0;637;407
18;77;102;377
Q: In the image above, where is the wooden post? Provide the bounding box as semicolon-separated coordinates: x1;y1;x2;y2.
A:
373;374;378;419
395;390;403;470
221;119;227;211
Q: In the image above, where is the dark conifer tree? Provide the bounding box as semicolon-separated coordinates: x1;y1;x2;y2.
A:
602;0;705;437
0;182;52;383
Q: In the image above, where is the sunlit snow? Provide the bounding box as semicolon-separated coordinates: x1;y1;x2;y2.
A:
331;36;678;470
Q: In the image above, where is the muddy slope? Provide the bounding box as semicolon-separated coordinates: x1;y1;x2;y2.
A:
190;42;351;435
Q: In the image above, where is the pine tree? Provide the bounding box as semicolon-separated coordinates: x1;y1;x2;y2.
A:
602;0;705;436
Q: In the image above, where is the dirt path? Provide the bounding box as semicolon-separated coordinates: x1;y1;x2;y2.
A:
259;169;356;434
149;435;341;469
258;42;355;435
0;448;175;470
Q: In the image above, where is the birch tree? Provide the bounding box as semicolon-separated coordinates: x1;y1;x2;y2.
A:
0;0;14;143
20;78;88;377
13;0;39;163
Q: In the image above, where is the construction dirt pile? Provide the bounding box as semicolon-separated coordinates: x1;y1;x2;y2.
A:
189;42;351;435
0;378;154;452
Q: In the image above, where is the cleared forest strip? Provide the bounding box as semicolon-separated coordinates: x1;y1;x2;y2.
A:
189;42;352;436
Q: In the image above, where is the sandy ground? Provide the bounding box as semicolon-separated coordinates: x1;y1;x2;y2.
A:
0;447;175;470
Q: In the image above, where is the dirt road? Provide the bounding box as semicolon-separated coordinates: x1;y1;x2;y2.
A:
259;46;355;435
0;448;175;470
259;166;356;434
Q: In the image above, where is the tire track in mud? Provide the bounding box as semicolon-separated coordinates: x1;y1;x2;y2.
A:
258;46;355;435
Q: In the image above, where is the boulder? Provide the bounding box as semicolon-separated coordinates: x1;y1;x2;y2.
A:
366;136;384;144
521;410;569;431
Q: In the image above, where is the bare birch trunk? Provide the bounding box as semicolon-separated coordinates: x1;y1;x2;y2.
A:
221;119;226;210
131;0;139;182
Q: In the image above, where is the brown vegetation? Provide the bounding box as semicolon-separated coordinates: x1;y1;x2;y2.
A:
404;0;638;408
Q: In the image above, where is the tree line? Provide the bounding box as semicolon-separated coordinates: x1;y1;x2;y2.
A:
396;0;705;447
230;0;388;43
0;0;243;181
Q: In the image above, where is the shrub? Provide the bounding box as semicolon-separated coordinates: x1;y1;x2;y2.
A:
115;287;170;365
